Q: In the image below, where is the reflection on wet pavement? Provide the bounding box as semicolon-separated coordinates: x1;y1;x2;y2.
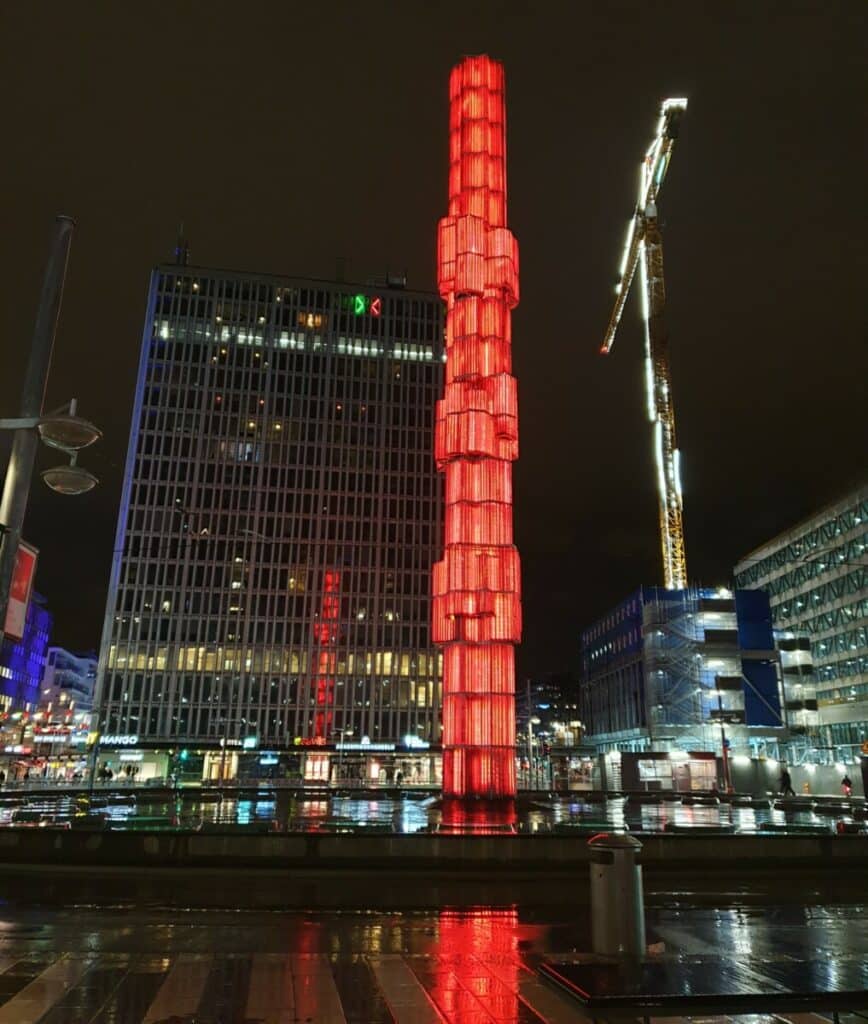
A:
0;885;864;1022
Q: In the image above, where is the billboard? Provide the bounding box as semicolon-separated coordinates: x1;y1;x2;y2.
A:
3;541;38;641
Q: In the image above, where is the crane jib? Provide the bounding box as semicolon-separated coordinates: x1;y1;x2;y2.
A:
600;97;688;591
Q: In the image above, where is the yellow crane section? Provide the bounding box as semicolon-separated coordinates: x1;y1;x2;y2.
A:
602;98;688;590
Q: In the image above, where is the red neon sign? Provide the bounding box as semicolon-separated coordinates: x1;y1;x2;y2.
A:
370;296;382;317
433;56;520;799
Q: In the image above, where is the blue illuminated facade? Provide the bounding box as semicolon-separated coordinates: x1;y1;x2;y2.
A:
0;593;53;711
580;586;783;754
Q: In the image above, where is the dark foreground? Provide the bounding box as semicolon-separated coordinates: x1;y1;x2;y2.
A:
0;871;865;1022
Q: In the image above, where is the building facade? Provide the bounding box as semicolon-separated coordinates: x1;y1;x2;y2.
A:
734;482;868;762
580;586;784;758
0;592;52;712
773;630;819;739
95;264;444;781
40;648;97;712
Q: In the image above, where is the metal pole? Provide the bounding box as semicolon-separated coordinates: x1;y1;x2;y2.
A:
717;687;732;792
526;679;533;788
0;216;75;634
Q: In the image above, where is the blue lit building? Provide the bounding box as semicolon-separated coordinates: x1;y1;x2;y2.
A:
0;593;53;712
580;586;784;757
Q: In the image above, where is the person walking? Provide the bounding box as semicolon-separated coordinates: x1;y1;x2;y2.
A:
779;766;795;797
841;774;853;797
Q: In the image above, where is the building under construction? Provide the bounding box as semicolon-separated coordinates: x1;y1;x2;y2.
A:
579;587;786;760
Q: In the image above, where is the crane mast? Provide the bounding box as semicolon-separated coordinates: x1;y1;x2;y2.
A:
602;98;688;590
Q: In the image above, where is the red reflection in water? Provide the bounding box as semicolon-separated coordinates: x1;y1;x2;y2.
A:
431;907;521;1023
297;798;330;832
440;797;517;834
291;917;325;1022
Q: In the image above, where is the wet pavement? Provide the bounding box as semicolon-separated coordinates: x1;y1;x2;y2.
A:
0;873;864;1022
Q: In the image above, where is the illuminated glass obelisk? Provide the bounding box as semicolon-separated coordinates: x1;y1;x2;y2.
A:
433;55;520;799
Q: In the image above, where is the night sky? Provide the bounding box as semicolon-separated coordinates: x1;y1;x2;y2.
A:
1;2;865;680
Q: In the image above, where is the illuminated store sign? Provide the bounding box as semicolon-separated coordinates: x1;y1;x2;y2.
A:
402;734;429;749
100;734;139;746
336;742;395;752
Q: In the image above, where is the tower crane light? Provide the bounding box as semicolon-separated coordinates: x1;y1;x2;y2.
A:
600;97;689;591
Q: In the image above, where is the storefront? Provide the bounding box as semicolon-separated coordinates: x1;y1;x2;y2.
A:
550;749;598;791
93;734;442;787
621;750;720;792
317;739;441;787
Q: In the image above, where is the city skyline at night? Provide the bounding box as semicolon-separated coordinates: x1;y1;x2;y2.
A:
1;3;864;683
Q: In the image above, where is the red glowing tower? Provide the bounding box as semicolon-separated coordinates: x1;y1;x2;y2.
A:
433;55;520;799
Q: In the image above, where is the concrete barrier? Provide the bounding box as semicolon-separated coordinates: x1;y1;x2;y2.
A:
0;828;865;873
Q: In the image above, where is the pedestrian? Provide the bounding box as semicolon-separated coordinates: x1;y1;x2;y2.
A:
0;769;5;787
779;766;795;797
23;768;30;782
841;774;853;797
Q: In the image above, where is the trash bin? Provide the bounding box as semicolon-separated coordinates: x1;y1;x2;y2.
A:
588;832;645;956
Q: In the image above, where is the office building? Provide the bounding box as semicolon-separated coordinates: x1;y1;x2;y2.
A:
517;673;582;744
735;482;868;762
40;648;98;712
95;263;444;782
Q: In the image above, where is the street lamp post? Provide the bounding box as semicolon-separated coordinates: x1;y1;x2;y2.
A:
528;715;541;789
717;688;732;793
0;217;101;634
333;728;353;786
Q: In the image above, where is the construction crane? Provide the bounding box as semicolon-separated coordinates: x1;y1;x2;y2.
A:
602;97;689;590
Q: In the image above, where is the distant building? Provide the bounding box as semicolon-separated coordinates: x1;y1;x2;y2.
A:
40;648;97;712
95;263;445;782
579;586;784;757
0;592;52;712
734;482;867;761
517;672;582;745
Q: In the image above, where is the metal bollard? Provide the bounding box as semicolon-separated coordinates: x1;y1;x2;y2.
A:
588;832;645;956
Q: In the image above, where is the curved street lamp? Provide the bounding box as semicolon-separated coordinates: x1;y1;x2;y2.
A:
1;399;101;496
0;218;103;637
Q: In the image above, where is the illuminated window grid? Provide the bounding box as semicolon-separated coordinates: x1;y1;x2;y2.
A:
734;487;867;721
96;269;444;746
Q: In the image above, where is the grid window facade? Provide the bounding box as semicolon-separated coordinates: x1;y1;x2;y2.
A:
96;267;444;746
734;484;868;744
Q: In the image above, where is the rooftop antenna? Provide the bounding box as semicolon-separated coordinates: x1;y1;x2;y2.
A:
174;222;189;266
